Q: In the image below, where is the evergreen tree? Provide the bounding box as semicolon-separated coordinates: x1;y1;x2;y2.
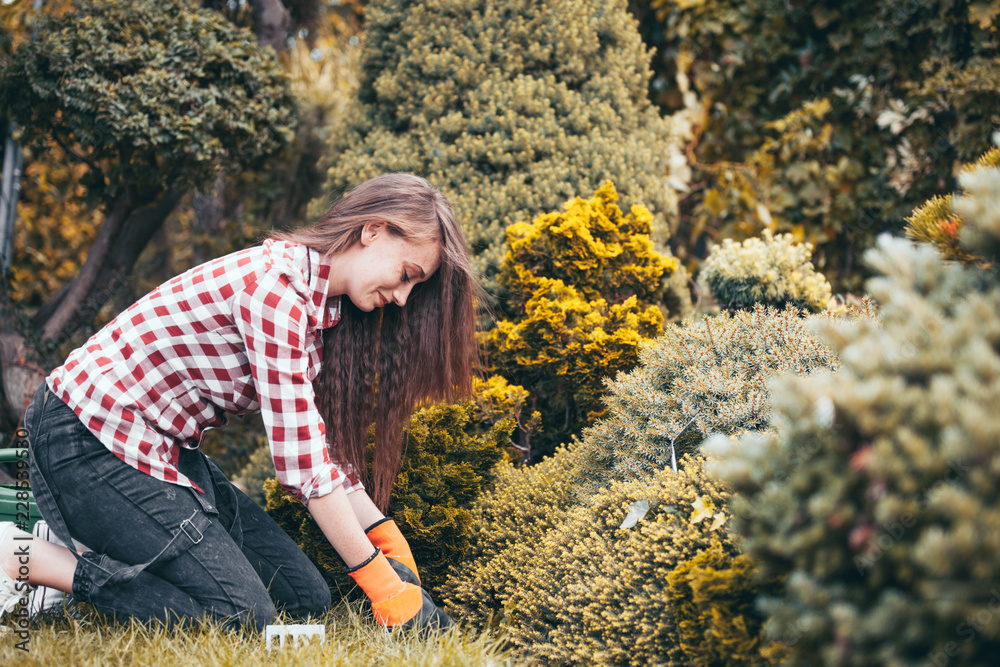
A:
324;0;689;292
706;162;1000;664
0;0;297;426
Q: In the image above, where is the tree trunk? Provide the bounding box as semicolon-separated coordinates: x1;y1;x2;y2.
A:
191;171;227;268
34;188;183;345
0;120;23;273
32;189;134;336
0;320;45;433
0;187;183;427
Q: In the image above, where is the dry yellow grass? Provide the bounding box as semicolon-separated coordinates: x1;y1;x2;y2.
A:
0;599;522;666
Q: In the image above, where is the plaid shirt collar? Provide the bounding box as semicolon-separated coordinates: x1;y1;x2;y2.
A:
293;245;340;332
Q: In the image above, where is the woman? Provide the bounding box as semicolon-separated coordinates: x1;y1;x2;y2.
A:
0;173;477;631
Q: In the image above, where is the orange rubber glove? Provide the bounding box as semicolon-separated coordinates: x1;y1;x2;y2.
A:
365;518;420;584
346;548;423;627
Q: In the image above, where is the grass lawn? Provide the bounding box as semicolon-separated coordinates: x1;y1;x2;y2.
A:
0;599;522;666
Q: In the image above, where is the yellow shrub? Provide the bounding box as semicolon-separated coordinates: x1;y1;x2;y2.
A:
10;142;101;308
488;182;688;459
501;182;679;306
667;541;784;666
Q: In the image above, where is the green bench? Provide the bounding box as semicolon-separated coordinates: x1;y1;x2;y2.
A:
0;448;40;532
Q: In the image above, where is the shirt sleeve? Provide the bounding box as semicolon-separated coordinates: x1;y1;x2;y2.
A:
340;464;366;494
233;267;350;503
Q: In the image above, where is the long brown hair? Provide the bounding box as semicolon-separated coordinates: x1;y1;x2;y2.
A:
276;173;479;510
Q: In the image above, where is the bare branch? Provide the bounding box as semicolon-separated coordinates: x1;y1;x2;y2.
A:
49;127;106;187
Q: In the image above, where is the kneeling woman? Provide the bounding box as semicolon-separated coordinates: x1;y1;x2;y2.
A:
0;174;477;631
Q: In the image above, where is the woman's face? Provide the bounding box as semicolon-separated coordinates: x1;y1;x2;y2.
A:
331;222;441;311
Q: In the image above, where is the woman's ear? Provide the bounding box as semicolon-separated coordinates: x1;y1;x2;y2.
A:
360;221;384;247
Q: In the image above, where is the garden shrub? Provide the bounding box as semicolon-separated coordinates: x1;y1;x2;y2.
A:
385;401;511;593
704;164;1000;664
499;456;770;666
439;444;584;629
572;304;839;495
691;96;888;292
666;541;784;666
499;181;689;317
265;385;516;596
700;228;834;313
0;0;296;207
469;374;541;460
324;0;689;290
904;146;1000;264
0;0;299;375
630;0;1000;290
444;450;780;664
487;182;690;460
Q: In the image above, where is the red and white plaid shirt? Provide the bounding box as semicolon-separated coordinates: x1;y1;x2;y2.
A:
48;239;362;503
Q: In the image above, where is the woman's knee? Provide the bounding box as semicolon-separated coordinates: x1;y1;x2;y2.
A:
301;577;332;616
236;595;277;634
281;566;331;617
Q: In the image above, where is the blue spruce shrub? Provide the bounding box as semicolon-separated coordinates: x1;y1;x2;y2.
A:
705;164;1000;665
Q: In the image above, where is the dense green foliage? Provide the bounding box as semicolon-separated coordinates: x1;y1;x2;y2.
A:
502;456;738;665
324;0;688;290
266;390;515;597
0;0;297;206
700;229;834;313
705;164;1000;664
11;3;1000;663
383;401;510;593
487;182;689;460
631;0;1000;290
572;304;839;495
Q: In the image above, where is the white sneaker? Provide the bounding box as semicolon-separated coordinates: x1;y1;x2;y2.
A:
27;520;66;615
0;522;30;615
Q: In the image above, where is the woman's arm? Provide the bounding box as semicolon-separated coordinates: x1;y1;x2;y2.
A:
308;486;441;628
306;486;378;567
309;487;422;583
346;488;385;529
307;486;390;566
